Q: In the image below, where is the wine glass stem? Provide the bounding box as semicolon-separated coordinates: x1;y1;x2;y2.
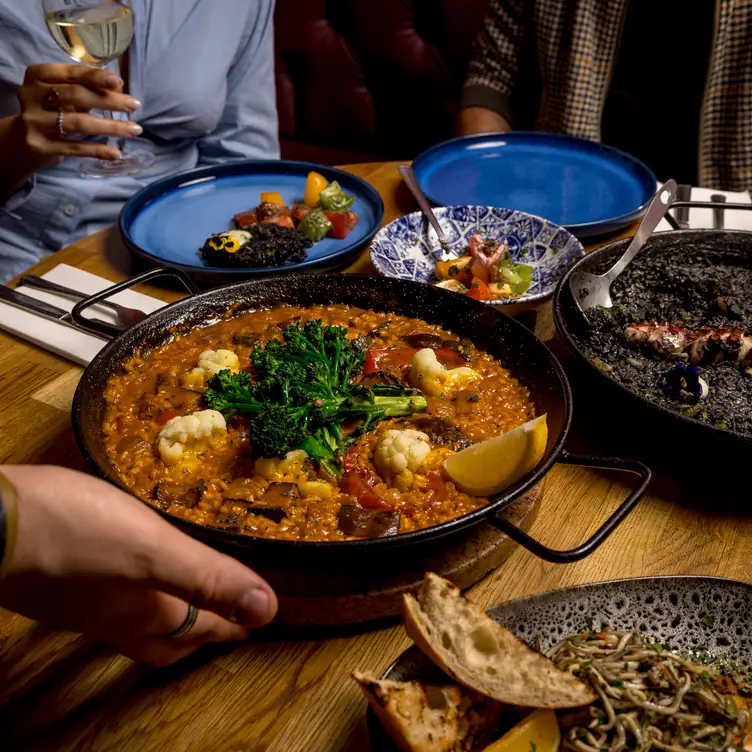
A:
93;63;126;158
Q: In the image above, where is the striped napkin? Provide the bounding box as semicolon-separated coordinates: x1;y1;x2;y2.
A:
0;264;165;366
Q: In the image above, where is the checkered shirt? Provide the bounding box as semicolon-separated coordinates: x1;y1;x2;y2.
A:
462;0;752;192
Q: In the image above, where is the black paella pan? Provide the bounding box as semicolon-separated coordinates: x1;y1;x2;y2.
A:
554;228;752;454
70;269;651;564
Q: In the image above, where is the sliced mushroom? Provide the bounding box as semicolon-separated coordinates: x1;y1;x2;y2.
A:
259;482;299;505
249;507;287;523
232;332;262;347
402;333;445;349
116;436;151;455
154;480;206;509
408;416;470;450
359;369;404;388
402;334;470;360
337;505;401;538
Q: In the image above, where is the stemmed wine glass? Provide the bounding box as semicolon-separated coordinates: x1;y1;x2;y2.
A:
42;0;154;178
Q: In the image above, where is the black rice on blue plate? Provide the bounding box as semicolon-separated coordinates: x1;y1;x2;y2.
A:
201;225;313;268
575;241;752;436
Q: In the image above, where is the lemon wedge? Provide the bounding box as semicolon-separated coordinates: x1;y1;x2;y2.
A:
480;709;560;752
443;414;547;496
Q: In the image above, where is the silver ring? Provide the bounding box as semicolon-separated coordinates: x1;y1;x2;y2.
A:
57;110;68;139
159;604;199;640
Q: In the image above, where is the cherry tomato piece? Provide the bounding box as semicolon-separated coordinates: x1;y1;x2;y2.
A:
466;276;492;302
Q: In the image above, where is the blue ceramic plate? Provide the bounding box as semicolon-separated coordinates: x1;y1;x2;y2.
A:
369;205;585;305
119;160;384;282
412;132;657;238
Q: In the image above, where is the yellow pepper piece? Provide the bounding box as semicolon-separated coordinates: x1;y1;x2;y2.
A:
260;191;285;206
304;171;329;208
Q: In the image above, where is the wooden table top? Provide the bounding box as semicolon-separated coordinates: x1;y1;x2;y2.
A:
1;161;750;752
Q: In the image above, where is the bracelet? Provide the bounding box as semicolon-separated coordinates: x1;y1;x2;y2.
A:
0;472;19;575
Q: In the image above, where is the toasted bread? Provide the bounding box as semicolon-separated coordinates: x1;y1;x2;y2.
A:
402;574;596;709
353;672;506;752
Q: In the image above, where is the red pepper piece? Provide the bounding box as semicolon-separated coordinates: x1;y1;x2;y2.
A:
426;471;449;502
156;409;180;426
324;210;359;239
340;470;392;510
466;276;491;302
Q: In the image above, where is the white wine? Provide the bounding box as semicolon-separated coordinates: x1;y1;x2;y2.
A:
45;4;134;67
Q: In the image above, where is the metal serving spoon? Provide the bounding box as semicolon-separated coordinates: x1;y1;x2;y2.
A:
398;163;455;261
569;179;678;314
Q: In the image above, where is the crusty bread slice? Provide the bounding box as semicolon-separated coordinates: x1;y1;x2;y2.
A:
403;574;596;709
353;672;506;752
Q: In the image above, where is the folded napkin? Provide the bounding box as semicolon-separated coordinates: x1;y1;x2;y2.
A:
0;264;165;366
656;186;752;232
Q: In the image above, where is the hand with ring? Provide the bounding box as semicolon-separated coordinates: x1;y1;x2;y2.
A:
0;465;278;666
15;63;145;163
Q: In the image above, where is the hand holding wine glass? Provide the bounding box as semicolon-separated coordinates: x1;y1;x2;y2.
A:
16;63;142;164
38;0;154;177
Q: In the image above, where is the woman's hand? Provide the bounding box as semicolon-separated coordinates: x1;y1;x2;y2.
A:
16;63;144;162
0;466;278;666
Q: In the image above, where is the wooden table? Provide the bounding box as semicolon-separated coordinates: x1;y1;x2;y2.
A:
1;162;750;752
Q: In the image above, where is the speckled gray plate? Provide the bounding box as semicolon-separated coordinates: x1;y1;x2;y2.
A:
367;576;752;751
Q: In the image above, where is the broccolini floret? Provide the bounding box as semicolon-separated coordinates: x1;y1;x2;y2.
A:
204;320;427;473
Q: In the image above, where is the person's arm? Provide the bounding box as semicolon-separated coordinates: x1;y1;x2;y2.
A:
457;0;528;136
198;0;279;164
0;466;277;666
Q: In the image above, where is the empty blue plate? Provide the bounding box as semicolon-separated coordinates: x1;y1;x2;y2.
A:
412;132;657;238
119;160;384;283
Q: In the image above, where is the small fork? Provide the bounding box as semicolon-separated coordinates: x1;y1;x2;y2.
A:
19;275;147;330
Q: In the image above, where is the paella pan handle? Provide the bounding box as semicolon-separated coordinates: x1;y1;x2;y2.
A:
487;452;652;564
70;267;200;338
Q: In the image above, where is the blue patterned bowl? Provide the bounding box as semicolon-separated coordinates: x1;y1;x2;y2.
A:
370;205;585;305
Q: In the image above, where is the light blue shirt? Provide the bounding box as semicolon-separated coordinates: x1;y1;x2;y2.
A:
0;0;279;282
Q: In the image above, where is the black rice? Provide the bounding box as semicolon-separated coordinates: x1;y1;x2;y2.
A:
575;245;752;436
201;225;312;268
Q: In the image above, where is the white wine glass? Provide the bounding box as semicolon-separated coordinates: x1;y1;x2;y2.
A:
42;0;155;178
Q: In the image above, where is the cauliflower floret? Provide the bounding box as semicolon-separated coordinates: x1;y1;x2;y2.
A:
254;450;309;481
374;428;431;491
408;348;481;397
157;409;227;466
182;349;239;391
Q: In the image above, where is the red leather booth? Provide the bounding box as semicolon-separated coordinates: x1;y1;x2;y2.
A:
274;0;489;164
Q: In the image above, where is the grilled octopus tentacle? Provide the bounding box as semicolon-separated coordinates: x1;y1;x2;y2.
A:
625;323;752;365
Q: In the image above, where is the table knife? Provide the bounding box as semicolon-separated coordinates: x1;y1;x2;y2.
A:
0;285;111;339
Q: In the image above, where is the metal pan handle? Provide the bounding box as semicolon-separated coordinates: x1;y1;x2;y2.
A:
70;267;200;338
487;451;651;563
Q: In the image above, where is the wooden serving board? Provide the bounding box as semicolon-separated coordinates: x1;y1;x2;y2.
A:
243;482;543;626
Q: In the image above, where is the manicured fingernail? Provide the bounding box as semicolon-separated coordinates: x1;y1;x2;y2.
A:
237;588;271;627
110;149;122;160
127;98;142;111
105;75;123;88
126;123;143;136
